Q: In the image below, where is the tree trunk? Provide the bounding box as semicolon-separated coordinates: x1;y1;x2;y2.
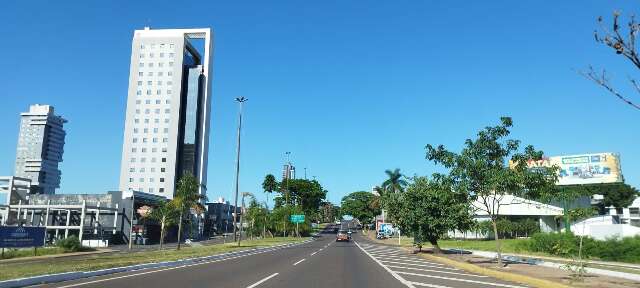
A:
428;237;442;254
159;219;165;250
177;213;184;250
491;219;503;267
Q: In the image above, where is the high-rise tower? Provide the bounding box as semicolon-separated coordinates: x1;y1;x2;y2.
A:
119;27;213;199
14;104;67;194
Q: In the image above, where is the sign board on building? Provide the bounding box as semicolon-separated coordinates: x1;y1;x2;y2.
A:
0;226;46;248
514;152;623;186
290;215;305;223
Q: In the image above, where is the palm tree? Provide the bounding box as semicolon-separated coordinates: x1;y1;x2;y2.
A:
382;169;407;193
174;173;207;250
146;200;179;250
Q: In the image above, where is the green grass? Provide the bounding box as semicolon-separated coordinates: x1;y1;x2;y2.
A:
1;247;68;260
0;237;306;281
437;239;528;254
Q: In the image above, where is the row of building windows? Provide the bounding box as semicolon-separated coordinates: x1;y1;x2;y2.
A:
134;118;170;124
129;167;167;173
141;43;174;50
138;71;173;77
137;80;173;86
134;108;171;114
138;62;175;68
128;187;165;193
136;90;173;96
139;52;175;59
133;128;169;134
131;147;168;153
132;138;169;144
128;177;165;183
130;157;167;163
136;99;171;105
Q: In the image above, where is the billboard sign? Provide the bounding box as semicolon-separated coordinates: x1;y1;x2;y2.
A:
0;226;46;248
379;223;395;236
520;152;623;186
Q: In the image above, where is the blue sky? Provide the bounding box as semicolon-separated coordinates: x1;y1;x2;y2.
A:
0;1;638;206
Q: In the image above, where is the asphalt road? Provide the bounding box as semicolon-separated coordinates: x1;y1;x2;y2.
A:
33;225;527;288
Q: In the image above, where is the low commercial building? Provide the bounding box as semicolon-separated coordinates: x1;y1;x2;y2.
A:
204;198;239;237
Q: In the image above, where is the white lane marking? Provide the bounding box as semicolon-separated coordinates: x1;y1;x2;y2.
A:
385;265;488;278
246;272;279;288
408;282;454;288
354;241;416;288
293;258;306;266
381;260;461;271
377;257;452;266
395;271;527;288
310;251;317;256
53;243;300;288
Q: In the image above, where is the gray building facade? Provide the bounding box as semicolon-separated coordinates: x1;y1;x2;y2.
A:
14;104;67;195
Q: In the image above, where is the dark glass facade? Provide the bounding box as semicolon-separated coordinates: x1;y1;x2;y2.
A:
176;44;205;180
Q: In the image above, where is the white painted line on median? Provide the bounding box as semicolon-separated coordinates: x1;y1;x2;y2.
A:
246;273;279;288
380;260;460;271
385;265;488;277
395;271;527;288
408;282;454;288
378;257;452;267
293;258;306;266
354;241;416;288
310;251;317;256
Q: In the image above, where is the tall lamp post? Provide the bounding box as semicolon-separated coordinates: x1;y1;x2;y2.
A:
284;151;291;237
232;96;248;241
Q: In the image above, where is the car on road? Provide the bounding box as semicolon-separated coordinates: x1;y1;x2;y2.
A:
336;230;349;242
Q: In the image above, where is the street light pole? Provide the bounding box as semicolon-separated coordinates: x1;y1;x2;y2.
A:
232;97;247;242
284;151;291;237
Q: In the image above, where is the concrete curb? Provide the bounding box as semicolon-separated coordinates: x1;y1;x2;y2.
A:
0;239;313;288
401;247;571;288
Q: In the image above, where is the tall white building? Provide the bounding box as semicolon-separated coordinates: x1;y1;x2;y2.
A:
119;27;213;199
14;104;67;195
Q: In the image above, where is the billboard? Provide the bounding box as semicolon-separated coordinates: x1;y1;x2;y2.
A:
0;226;46;248
521;153;623;186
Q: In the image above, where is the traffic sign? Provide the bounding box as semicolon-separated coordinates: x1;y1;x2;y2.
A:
0;226;46;248
290;215;305;223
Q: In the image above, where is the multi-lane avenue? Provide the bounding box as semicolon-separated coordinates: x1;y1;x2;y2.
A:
34;225;527;288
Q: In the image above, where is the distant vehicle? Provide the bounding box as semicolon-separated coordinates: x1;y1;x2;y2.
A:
336;230;349;242
347;230;353;240
335;220;342;225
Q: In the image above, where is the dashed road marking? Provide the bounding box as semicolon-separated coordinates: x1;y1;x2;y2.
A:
395;271;527;288
293;258;306;266
246;273;279;288
385;265;488;277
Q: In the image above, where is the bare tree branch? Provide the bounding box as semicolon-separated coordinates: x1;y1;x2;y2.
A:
580;66;640;110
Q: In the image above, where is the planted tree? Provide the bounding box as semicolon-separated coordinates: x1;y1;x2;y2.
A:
146;200;179;249
426;117;558;266
174;173;207;250
386;176;473;253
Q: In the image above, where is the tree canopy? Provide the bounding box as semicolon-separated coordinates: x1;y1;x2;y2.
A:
341;191;380;224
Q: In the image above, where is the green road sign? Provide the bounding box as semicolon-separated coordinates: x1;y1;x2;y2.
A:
290;214;305;223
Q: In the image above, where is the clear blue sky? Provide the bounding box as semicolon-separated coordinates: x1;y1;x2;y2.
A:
0;1;638;206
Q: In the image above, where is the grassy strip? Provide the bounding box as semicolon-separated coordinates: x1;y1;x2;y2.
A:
1;247;68;259
1;237;306;281
407;248;571;288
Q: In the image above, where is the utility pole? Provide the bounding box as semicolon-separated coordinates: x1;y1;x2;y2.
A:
304;167;307;180
128;191;135;250
232;96;248;242
284;151;291;237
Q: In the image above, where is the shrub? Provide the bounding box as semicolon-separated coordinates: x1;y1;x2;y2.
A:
56;236;82;252
524;233;640;263
525;232;579;257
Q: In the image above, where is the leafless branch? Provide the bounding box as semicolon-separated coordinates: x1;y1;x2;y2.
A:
580;66;640;110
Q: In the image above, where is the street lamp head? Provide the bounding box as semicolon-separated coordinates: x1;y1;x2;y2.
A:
235;96;248;103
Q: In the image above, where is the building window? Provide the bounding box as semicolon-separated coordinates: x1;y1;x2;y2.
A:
140;44;145;49
168;71;173;76
162;138;168;143
129;168;135;172
159;188;165;193
161;168;166;172
141;148;147;152
144;119;150;124
152;148;157;152
163;128;169;133
150;167;156;172
167;90;172;94
157;81;162;86
153;128;158;133
139;54;144;59
130;158;136;163
164;118;170;123
149;63;154;68
138;72;144;76
155;100;161;104
139;178;144;182
136;90;142;95
158;62;164;67
146;90;152;95
137;81;142;86
142;138;148;143
155;108;160;114
131;148;137;153
132;138;138;143
151;158;156;163
161;158;166;162
153;138;158;143
631;208;640;217
157;90;162;95
129;178;134;182
170;44;174;49
162;147;167;152
165;109;170;114
149;178;154;182
148;72;153;76
145;109;150;114
139;62;144;67
160;178;165;182
169;62;174;67
134;119;140;124
149;53;154;58
159;52;164;58
136;100;141;105
149;188;155;193
169;52;175;58
141;157;146;163
135;109;140;114
158;72;163;76
165;100;170;104
147;80;152;85
133;128;139;133
143;128;148;133
145;100;151;105
140;167;145;172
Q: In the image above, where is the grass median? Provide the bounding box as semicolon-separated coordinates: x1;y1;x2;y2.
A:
1;237;307;282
